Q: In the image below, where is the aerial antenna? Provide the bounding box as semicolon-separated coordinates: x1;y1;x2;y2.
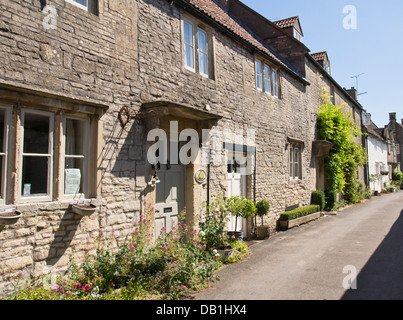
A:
350;73;367;100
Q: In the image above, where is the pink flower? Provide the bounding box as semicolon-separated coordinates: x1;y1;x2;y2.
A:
66;291;72;295
190;253;195;257
127;261;131;265
51;284;59;291
197;246;201;249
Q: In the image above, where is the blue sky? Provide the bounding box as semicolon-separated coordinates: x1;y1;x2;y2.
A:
241;0;403;128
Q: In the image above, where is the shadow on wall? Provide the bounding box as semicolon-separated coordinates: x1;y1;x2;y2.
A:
341;209;403;300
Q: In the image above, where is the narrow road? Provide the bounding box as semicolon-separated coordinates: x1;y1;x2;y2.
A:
192;191;403;300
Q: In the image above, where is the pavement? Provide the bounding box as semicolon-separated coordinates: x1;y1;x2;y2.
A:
190;191;403;300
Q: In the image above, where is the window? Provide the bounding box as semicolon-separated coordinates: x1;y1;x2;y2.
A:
289;143;302;180
255;58;279;97
20;110;54;200
65;0;98;14
264;65;271;94
198;29;208;76
272;69;278;97
183;18;211;77
63;117;89;196
293;28;303;42
184;20;195;70
256;60;263;91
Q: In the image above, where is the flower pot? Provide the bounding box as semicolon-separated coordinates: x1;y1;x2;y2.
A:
257;225;270;239
0;210;22;225
217;248;233;259
71;203;97;216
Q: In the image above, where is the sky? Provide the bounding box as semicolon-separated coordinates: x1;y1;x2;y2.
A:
241;0;403;128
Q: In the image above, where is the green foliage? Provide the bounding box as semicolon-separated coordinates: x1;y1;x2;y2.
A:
222;240;251;264
279;205;320;221
324;190;338;211
392;169;403;184
316;89;367;202
310;190;325;211
255;200;270;226
226;196;256;231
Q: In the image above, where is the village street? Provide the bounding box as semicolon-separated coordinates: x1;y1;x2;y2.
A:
192;191;403;300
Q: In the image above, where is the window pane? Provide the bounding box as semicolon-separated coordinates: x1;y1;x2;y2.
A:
199;52;208;75
184;21;193;45
272;70;278;96
23;113;50;154
256;60;262;90
73;0;87;7
65;118;85;156
65;158;84;194
22;156;49;196
185;44;194;69
294;148;299;178
198;29;207;53
264;65;271;93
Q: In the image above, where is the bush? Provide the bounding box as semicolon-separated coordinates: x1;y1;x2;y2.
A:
324;190;337;211
279;205;320;221
255;200;270;226
310;190;325;211
392;169;403;185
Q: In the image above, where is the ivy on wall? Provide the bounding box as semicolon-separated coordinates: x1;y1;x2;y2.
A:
316;89;367;203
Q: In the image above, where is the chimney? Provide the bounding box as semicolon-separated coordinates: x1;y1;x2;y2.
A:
216;0;230;11
346;87;357;101
401;119;403;125
389;112;396;122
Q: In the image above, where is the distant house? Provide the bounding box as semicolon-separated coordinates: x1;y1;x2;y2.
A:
365;121;389;193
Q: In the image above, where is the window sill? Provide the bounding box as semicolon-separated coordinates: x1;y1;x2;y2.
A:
183;67;215;82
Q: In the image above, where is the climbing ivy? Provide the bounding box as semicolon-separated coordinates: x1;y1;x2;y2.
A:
316;89;367;203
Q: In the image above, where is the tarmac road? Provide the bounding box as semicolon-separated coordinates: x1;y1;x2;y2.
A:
191;191;403;300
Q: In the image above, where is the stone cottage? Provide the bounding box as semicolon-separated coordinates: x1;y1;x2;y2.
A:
0;0;366;296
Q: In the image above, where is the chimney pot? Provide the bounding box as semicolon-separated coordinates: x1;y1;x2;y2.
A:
390;112;396;122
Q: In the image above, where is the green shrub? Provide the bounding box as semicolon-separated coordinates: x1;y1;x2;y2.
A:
324;190;337;211
310;190;325;211
392;169;403;184
255;200;270;226
279;205;320;221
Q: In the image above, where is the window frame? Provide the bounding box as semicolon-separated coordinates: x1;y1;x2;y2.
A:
289;143;302;180
0;106;11;205
19;109;54;203
255;57;279;97
62;115;90;199
182;16;212;78
65;0;89;11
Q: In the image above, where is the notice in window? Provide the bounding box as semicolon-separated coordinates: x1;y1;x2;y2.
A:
65;168;81;195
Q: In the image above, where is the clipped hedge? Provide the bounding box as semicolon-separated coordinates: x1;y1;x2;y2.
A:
279;205;321;221
311;190;325;211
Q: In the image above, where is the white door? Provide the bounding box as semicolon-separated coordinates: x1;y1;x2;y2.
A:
227;155;247;233
155;164;185;238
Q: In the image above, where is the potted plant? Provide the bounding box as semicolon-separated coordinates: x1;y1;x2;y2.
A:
226;196;255;240
0;208;22;226
255;200;270;239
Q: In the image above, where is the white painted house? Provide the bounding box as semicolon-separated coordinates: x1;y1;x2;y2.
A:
366;122;389;193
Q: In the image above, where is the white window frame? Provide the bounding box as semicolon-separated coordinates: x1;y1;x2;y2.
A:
293;28;303;42
183;19;196;72
62;115;90;199
256;60;263;91
264;64;271;94
289;144;302;180
272;69;278;97
197;28;209;77
19;109;54;203
65;0;89;11
0;106;11;205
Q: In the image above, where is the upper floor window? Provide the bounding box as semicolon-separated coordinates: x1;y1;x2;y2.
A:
256;58;279;97
293;28;303;42
65;0;98;14
183;17;212;78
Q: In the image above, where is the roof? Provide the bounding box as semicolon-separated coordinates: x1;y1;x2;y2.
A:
180;0;304;78
311;51;328;62
272;16;299;29
366;121;387;143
